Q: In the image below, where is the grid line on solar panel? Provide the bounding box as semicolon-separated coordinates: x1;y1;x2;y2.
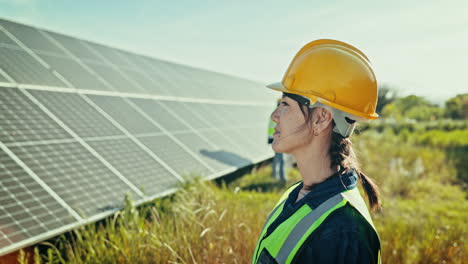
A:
0;46;68;87
120;68;164;94
172;102;252;156
160;101;212;130
138;135;212;179
0;87;72;143
197;130;252;165
86;94;161;135
175;132;233;171
35;52;109;91
156;102;227;157
122;98;219;175
8;142;138;217
29;90;124;138
112;51;172;95
219;128;265;158
87;138;179;195
83;61;146;93
130;98;189;132
80;41;150;93
0;148;76;249
138;58;194;97
0;30;18;46
116;53;173;95
0;20;67;55
0;71;10;83
43;32;103;62
4;138;79;148
85;42;135;70
38;32;118;93
15;89;146;199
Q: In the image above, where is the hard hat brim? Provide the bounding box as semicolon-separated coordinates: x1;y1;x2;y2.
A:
266;82;286;91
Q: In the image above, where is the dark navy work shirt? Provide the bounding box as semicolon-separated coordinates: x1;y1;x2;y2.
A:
263;169;380;263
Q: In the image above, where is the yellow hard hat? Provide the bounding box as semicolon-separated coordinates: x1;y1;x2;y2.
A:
267;39;378;120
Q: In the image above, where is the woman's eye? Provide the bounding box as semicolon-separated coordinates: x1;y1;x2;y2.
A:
281;102;288;106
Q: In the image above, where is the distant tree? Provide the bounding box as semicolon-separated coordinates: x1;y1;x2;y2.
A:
376;84;398;114
381;94;443;121
445;93;468;119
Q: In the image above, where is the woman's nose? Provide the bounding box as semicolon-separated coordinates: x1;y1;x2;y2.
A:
271;107;279;123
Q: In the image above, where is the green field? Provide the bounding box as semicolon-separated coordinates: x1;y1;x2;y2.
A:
17;118;467;264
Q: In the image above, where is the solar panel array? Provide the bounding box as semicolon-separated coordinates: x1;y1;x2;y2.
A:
0;18;276;256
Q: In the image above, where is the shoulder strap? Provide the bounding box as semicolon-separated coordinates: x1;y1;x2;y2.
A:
275;187;379;264
341;188;375;229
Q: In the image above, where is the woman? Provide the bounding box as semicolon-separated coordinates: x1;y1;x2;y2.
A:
251;39;381;264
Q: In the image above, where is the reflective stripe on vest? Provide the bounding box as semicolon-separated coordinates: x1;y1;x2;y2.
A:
252;186;381;264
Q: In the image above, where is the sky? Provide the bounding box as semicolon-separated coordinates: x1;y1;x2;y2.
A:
0;0;467;104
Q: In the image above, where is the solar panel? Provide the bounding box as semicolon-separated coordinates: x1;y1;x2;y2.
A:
9;142;138;217
131;98;191;133
175;132;234;171
43;33;103;62
160;101;210;130
0;148;75;249
37;53;107;91
0;20;67;56
0;46;67;87
0;87;72;143
0;73;8;83
0;30;17;46
87;138;179;195
29;90;124;138
83;61;147;93
86;94;162;135
138;134;213;178
86;42;135;70
0;18;275;256
115;52;173;95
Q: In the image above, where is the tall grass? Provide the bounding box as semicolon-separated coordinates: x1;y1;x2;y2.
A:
19;127;467;263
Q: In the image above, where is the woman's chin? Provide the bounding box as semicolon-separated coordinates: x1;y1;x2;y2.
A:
272;141;286;153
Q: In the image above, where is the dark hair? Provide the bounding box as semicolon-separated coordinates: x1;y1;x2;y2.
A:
296;101;381;212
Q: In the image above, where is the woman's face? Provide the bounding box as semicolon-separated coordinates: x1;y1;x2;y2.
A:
270;96;312;153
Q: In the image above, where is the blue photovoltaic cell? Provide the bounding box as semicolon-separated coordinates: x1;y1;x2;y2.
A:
9;142;138;217
197;129;252;167
86;94;161;135
138;135;212;179
131;98;190;133
0;30;18;46
115;52;173;95
87;138;179;195
0;46;67;87
84;61;146;93
0;148;75;249
45;32;103;62
0;19;67;56
174;132;231;171
0;87;72;143
0;73;8;83
29;90;124;138
85;42;134;69
160;101;211;130
38;53;108;91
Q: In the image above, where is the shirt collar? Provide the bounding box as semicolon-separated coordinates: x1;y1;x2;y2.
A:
290;168;359;209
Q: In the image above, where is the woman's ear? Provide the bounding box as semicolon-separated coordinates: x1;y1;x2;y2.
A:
314;108;334;134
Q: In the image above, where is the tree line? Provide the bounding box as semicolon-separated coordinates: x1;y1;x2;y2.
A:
377;85;467;121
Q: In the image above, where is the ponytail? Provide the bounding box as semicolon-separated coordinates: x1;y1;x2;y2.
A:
330;132;381;212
